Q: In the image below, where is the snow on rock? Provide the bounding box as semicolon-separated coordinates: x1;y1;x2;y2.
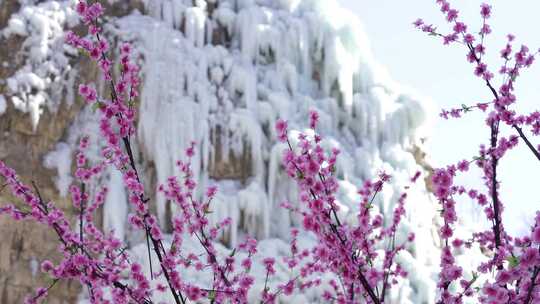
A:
44;142;73;197
103;168;129;241
0;94;6;115
2;0;78;131
43;104;103;197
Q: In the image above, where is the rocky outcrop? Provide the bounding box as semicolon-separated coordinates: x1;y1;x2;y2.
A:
0;42;87;304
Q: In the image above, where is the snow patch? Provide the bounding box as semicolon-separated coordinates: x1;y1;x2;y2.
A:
0;95;6;115
44;142;73;197
2;0;78;130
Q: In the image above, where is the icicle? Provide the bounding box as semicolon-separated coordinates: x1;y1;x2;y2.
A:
185;6;207;47
103;169;128;241
43;142;73;197
0;95;6;115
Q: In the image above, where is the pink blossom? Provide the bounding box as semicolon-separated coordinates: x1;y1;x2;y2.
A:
532;226;540;244
446;9;459;22
453;22;467;34
275;119;288;142
480;3;492;19
309;110;319;129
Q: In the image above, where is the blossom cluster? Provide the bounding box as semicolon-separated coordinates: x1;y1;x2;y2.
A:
275;114;418;303
417;1;540;303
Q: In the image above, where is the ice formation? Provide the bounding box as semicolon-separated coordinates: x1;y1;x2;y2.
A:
2;0;79;130
0;94;6;115
3;0;441;303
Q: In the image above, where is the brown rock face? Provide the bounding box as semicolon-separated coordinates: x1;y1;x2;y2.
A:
0;210;81;304
0;0;81;298
0;105;83;302
0;67;85;304
410;143;434;192
209;125;253;182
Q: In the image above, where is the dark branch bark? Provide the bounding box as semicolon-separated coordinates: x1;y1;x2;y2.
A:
524;266;540;304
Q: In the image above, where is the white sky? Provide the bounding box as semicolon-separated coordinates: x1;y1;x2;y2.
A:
340;0;540;235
